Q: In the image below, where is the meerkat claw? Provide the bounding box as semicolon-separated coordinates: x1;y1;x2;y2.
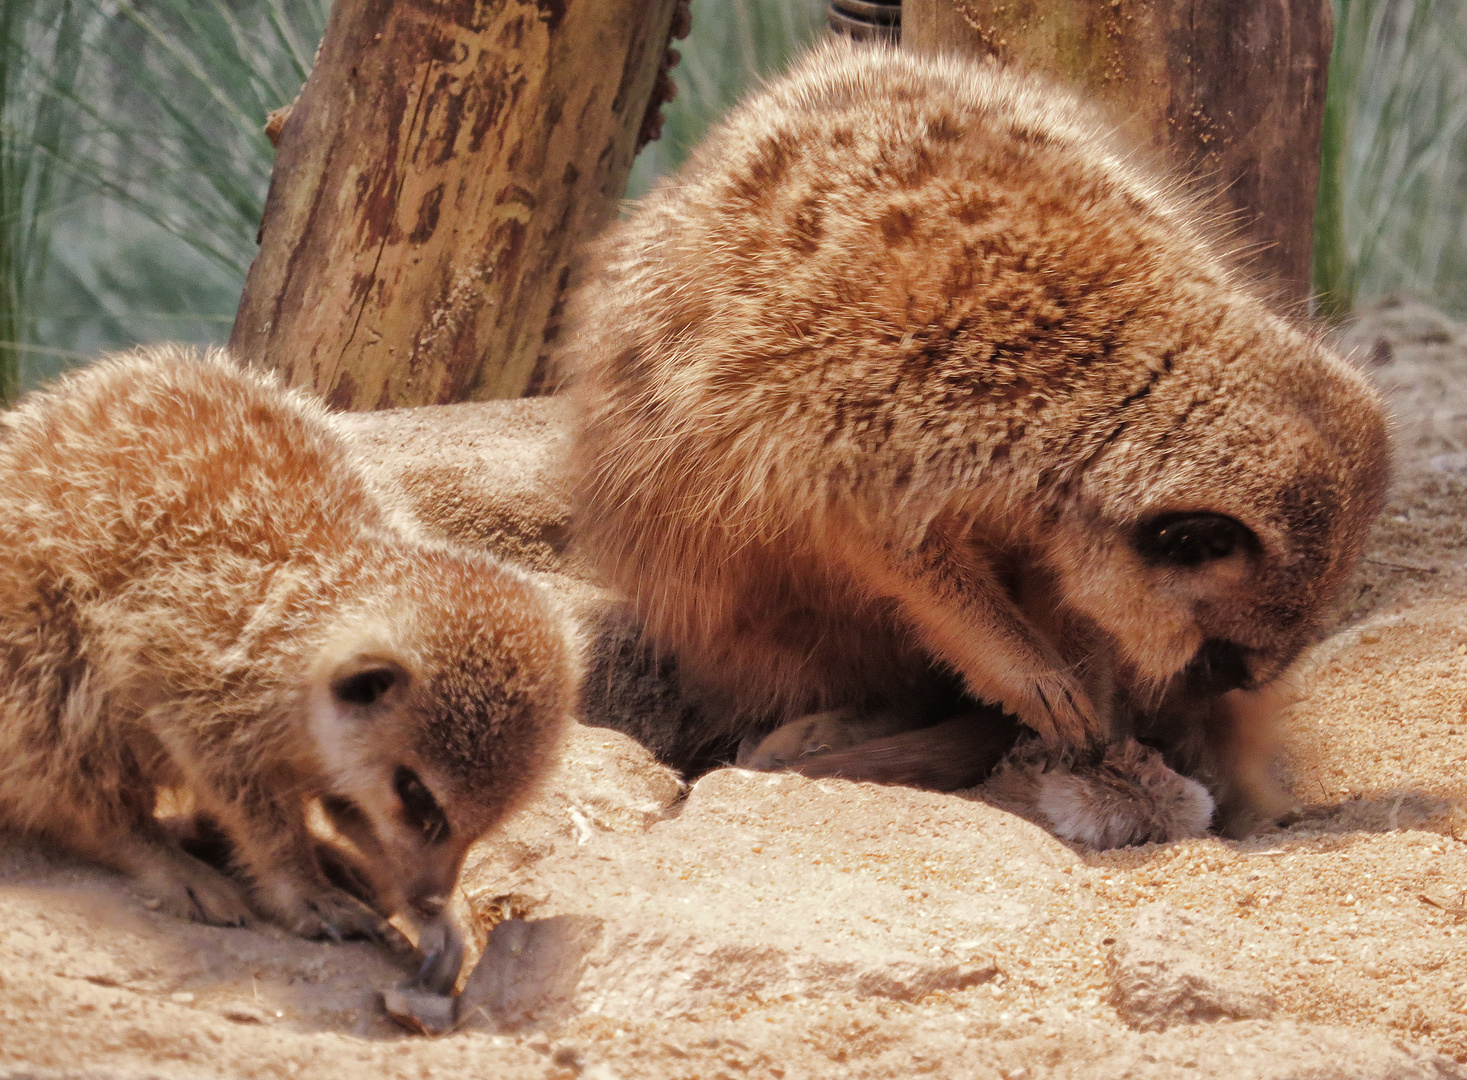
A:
186;887;248;929
1025;676;1099;754
134;848;254;928
315;912;345;944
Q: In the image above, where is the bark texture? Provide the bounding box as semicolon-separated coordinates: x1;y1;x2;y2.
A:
903;0;1333;307
231;0;682;408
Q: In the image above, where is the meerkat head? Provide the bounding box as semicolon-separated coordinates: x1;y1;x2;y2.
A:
306;550;573;932
1037;308;1390;702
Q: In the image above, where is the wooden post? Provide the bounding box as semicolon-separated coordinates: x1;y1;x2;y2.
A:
231;0;684;408
903;0;1333;308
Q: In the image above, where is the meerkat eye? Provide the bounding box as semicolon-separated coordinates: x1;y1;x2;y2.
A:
331;666;400;707
393;766;450;844
1134;513;1255;568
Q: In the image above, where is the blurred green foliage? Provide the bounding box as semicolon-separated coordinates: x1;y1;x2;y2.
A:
1;0;823;393
0;0;328;393
1314;0;1467;319
628;0;827;199
1;0;86;400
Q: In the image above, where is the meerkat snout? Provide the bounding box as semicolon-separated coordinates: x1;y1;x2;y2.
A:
1136;514;1260;693
1046;512;1265;695
310;658;464;919
307;564;571;950
1042;330;1389;703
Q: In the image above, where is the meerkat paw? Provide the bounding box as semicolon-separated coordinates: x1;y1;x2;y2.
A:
1011;673;1100;751
736;707;913;770
261;879;408;947
984;738;1213;849
132;847;254;927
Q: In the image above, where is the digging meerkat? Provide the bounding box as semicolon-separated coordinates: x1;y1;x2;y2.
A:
563;42;1389;844
0;346;574;990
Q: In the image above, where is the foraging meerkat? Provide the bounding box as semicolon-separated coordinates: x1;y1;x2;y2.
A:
0;346;573;988
563;42;1389;836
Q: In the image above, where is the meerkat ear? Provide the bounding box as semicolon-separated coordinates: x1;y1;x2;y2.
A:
328;657;409;711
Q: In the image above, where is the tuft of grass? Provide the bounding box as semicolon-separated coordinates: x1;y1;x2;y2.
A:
56;0;327;278
5;0;326;388
0;0;87;403
1314;0;1467;319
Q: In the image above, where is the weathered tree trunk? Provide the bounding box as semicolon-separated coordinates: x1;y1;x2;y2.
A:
231;0;683;408
903;0;1333;308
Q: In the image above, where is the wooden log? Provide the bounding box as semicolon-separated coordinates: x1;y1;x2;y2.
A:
231;0;684;408
903;0;1333;308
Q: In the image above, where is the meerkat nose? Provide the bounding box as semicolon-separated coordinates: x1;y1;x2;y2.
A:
1184;638;1251;695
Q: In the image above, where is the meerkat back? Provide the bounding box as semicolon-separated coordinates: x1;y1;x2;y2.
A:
0;345;574;986
563;41;1388;840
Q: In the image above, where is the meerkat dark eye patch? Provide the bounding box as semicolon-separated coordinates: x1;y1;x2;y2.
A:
393;766;450;844
331;666;400;707
1134;513;1256;568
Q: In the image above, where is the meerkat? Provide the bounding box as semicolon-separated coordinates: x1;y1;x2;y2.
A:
561;41;1389;842
0;345;574;989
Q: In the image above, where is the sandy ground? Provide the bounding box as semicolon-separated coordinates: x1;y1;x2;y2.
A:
4;297;1467;1079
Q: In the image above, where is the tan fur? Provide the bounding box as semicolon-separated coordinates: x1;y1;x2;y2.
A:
562;42;1389;826
0;346;573;976
983;738;1215;848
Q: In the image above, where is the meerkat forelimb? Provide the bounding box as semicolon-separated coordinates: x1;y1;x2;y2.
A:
563;41;1390;834
0;346;574;987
